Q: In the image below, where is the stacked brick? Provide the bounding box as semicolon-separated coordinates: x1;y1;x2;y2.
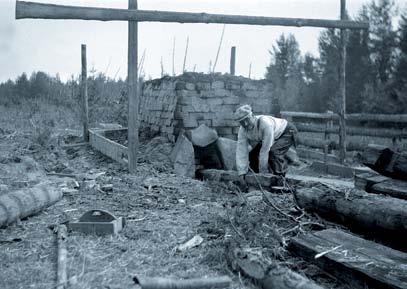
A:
140;73;272;141
139;77;178;141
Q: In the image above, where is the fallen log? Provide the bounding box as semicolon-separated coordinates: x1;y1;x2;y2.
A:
290;229;407;289
227;244;325;289
359;144;407;180
133;276;231;289
0;183;62;228
294;185;407;250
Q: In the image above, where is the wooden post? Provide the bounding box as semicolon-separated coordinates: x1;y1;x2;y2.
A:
339;0;347;164
56;225;68;289
128;0;139;172
81;44;89;142
230;46;236;75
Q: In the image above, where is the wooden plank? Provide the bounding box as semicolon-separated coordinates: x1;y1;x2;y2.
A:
15;1;369;29
346;113;407;123
282;111;407;123
281;111;339;120
294;185;407;250
295;123;407;138
289;229;407;289
81;44;89;142
128;0;139;172
89;129;128;165
371;179;407;200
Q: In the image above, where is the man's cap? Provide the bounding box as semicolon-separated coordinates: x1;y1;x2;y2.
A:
234;105;252;121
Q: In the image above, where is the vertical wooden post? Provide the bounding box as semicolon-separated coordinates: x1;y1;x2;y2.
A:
230;46;236;75
81;44;89;142
128;0;139;172
339;0;347;164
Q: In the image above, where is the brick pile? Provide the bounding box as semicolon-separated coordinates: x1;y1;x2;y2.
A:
139;72;272;141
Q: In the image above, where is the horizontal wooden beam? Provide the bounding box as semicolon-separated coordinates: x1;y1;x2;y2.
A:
15;1;369;30
282;111;407;123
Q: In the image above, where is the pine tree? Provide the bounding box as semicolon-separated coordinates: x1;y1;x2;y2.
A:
369;0;397;84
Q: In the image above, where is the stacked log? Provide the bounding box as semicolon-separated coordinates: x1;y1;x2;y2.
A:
0;183;62;228
294;185;407;250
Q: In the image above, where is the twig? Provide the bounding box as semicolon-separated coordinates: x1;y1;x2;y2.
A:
225;206;246;240
248;168;298;223
182;36;189;73
172;36;176;76
212;24;226;73
314;245;343;259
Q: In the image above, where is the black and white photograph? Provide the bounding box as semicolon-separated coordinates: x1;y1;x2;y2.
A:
0;0;406;288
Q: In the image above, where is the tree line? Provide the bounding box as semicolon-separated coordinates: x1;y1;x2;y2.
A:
0;0;406;116
266;0;407;114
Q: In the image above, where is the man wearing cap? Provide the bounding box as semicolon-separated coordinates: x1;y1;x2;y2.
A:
234;104;297;188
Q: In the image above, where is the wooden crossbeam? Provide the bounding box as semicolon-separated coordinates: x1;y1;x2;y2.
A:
16;1;369;30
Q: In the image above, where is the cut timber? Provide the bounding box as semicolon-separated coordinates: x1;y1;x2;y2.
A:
16;1;369;29
227;244;324;289
290;229;407;289
0;183;62;228
294;186;407;250
198;169;282;188
359;144;407;180
134;276;231;289
354;172;389;191
371;179;407;200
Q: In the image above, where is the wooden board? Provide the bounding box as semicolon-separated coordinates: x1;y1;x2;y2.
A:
89;129;128;165
290;229;407;289
371;179;407;200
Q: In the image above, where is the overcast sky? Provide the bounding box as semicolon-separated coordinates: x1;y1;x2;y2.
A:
1;0;406;83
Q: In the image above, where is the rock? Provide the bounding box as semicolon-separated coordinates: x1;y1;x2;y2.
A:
216;137;237;170
171;134;195;178
189;124;218;147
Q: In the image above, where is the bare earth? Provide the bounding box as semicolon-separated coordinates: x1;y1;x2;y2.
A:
0;107;352;289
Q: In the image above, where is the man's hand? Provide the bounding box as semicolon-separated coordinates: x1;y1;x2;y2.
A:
238;174;248;192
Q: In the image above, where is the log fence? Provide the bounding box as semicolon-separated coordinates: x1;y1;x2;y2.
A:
281;111;407;153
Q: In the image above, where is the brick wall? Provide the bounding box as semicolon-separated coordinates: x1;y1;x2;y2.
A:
140;73;272;141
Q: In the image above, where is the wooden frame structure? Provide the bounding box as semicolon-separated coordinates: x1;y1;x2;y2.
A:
15;0;368;171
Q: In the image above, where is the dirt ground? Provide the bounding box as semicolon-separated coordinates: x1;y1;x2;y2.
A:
0;110;355;289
